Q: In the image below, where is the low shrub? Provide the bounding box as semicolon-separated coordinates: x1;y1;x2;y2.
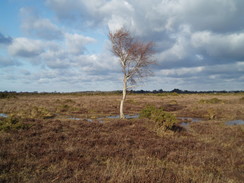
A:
64;99;76;104
156;92;179;96
139;105;156;119
56;104;79;114
127;99;137;104
14;107;55;119
168;100;178;105
199;98;223;104
57;104;70;113
140;106;177;131
30;107;55;119
206;108;217;120
0;115;30;131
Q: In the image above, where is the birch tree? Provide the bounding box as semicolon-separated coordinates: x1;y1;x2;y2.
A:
109;28;155;119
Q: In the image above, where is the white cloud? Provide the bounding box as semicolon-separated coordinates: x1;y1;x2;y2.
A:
0;56;20;67
20;7;63;40
2;0;244;91
8;38;45;57
45;0;244;36
159;66;204;77
46;0;244;34
177;0;244;32
191;31;244;60
158;37;188;62
64;33;95;54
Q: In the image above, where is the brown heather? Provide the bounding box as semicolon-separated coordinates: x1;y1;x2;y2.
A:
0;93;243;182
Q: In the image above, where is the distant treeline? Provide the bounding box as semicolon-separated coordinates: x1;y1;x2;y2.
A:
129;89;244;94
0;89;243;98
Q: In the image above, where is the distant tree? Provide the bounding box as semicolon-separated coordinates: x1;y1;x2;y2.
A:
109;28;156;119
171;88;182;93
158;89;164;93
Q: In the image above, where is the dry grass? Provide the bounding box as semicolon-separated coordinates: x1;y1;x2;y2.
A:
0;93;243;182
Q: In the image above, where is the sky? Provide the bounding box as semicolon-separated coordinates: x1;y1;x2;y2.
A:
0;0;244;92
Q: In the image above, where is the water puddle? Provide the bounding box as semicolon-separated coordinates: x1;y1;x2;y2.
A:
106;114;139;119
179;122;189;127
178;117;244;127
177;117;203;127
67;115;203;125
225;120;244;126
66;116;93;122
66;114;139;123
0;113;8;118
67;117;82;121
86;119;94;122
4;111;243;127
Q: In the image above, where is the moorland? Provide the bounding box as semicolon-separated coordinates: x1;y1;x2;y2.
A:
0;92;243;182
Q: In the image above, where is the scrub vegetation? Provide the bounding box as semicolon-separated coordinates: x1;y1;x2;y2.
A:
199;97;224;104
139;106;177;133
0;115;31;131
0;92;243;182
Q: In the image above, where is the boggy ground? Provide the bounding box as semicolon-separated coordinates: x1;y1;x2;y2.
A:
0;93;244;182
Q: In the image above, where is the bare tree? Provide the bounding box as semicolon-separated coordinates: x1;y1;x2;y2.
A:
109;28;156;119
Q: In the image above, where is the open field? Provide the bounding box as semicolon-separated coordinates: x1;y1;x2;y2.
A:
0;93;244;182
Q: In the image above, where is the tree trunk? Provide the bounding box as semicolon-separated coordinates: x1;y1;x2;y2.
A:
120;76;127;119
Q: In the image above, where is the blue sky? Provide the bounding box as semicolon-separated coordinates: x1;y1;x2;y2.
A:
0;0;244;92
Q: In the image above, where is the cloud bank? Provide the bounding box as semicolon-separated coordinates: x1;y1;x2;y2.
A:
1;0;244;91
